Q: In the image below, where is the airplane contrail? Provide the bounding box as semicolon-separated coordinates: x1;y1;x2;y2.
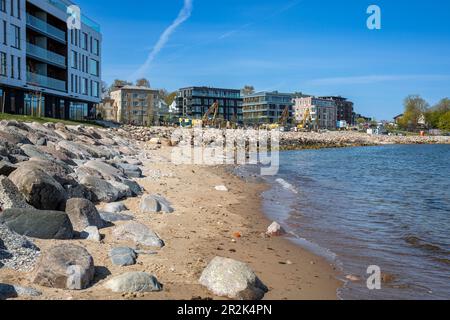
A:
130;0;193;80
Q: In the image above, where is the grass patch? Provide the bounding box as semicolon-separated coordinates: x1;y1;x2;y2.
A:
0;113;102;128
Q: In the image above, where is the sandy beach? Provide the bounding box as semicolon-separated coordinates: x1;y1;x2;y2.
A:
0;142;340;300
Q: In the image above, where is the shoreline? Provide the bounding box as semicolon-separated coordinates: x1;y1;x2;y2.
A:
1;143;341;300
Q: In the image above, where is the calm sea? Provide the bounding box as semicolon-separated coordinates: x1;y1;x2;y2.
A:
242;144;450;300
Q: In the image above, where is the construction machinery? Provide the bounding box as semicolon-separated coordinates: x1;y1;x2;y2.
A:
297;108;313;131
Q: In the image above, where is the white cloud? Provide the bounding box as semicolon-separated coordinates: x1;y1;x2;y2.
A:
130;0;193;80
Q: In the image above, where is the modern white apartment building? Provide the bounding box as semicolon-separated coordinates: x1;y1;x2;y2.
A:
0;0;101;120
293;96;337;130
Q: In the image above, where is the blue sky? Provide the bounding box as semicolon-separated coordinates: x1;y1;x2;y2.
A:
77;0;450;120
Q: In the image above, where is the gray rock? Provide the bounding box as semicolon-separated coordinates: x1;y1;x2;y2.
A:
20;144;54;161
199;257;268;300
0;160;17;176
116;163;142;178
109;247;137;266
121;179;143;196
80;226;101;242
32;244;95;290
80;176;120;203
112;222;164;248
0;176;33;210
0;284;42;300
9;167;67;211
104;202;127;213
65;198;104;231
140;194;174;214
104;272;162;293
57;140;93;159
17;158;75;186
0;208;73;240
99;211;134;223
83;160;125;180
109;180;132;199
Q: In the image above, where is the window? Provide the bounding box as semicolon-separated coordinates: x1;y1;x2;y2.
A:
89;58;99;76
0;0;5;12
81;78;88;95
10;54;14;78
17;56;20;79
70;74;74;92
91;80;99;98
0;52;6;76
11;24;20;49
2;20;6;45
92;38;99;55
10;0;14;16
71;50;78;69
82;32;88;50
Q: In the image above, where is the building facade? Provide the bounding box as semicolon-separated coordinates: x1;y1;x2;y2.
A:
242;91;293;125
319;96;354;126
0;0;102;120
293;96;337;130
110;85;159;126
176;86;243;123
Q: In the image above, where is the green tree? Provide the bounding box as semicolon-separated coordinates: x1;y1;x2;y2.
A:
164;91;177;105
398;95;429;131
425;98;450;129
438;111;450;131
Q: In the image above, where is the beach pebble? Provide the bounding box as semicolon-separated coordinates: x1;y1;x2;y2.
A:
266;221;286;237
215;185;229;192
345;275;361;282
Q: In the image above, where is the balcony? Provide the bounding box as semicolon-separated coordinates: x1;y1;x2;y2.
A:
26;43;66;68
27;72;66;92
26;14;66;43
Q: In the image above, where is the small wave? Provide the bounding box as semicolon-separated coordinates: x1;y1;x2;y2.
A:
275;178;298;194
403;236;448;254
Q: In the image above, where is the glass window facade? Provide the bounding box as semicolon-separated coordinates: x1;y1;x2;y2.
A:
69;102;88;120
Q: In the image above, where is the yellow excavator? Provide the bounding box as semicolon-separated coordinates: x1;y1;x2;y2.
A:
297;108;313;131
266;106;290;131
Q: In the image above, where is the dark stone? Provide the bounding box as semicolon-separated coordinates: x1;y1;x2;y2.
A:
0;208;73;240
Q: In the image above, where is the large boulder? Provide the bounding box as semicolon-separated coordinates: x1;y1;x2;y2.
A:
140;195;174;214
20;145;54;162
65;198;104;231
122;179;143;196
104;272;162;293
0;208;73;240
32;244;95;290
199;257;268;300
9;167;67;211
0;176;33;210
115;163;142;178
83;160;124;180
112;222;164;248
80;176;120;203
109;247;137;266
16;158;76;187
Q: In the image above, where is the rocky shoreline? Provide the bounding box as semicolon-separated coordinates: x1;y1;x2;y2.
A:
118;125;450;151
2;120;312;300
